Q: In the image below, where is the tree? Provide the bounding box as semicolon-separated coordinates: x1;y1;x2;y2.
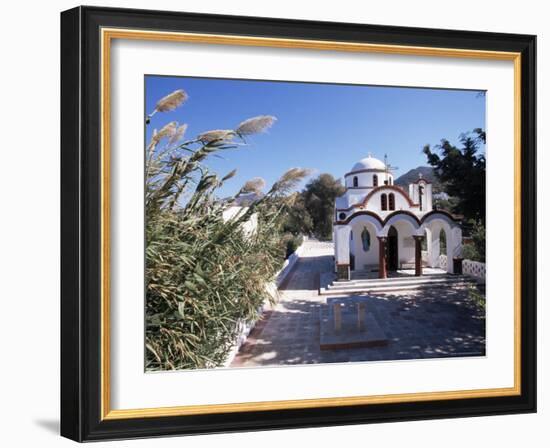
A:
423;129;486;223
279;193;312;257
432;195;459;214
302;174;345;240
461;219;486;262
281;192;313;237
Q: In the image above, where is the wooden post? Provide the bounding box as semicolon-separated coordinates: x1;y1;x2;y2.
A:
414;235;423;276
378;236;387;279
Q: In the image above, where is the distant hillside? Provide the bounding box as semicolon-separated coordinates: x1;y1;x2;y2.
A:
231;192;264;206
394;166;443;193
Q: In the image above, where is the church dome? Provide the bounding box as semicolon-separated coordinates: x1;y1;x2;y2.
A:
350;155;386;172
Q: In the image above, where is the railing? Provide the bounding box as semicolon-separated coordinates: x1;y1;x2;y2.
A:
439;254;485;280
462;259;486;280
275;243;306;287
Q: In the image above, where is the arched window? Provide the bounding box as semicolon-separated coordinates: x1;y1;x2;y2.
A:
389;193;395;210
381;193;388;211
361;228;371;251
439;228;447;252
373;174;378;187
353;176;358;187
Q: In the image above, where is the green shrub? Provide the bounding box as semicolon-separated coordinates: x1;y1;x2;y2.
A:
462;219;486;262
468;285;486;312
284;233;303;258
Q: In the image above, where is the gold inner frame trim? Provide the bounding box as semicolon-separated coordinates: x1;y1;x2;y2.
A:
100;27;522;420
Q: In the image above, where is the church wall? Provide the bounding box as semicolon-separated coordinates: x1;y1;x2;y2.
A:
409;181;433;212
349;219;417;270
334;225;351;265
365;189;415;214
344;171;393;188
345;190;370;207
398;234;415;265
350;222;379;270
392;220;416;266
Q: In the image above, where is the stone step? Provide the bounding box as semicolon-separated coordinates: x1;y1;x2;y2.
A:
326;281;469;293
351;269;440;280
320;275;475;296
327;278;470;291
320;281;474;296
331;275;468;288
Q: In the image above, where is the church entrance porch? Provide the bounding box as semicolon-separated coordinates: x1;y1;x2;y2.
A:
334;211;462;281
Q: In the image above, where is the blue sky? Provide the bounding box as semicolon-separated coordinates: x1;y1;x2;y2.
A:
145;75;485;197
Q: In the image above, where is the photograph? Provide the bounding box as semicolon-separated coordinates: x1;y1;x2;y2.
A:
144;76;487;372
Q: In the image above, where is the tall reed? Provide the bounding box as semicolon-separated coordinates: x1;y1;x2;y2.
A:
145;89;306;370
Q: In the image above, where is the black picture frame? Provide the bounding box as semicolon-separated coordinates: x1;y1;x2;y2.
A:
61;5;536;442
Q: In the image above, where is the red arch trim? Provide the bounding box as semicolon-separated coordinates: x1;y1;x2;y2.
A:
361;185;417;208
412;178;431;184
334;209;462;226
336;185;417;212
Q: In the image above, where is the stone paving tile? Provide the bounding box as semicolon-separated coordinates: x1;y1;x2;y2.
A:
230;240;486;368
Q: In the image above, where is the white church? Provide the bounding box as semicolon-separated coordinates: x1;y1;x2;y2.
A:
333;154;463;280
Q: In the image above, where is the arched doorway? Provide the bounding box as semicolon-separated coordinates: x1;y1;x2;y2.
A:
420;213;462;274
387;226;399;271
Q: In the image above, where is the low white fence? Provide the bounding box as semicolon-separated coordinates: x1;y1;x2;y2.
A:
438;254;485;281
275;244;305;287
462;259;486;280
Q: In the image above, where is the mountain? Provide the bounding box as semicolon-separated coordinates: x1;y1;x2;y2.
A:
394;166;442;193
231;192;265;206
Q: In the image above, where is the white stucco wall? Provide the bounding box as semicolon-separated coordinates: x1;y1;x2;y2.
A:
334;225;352;264
409;180;433;212
364;188;418;215
422;217;463;273
350;223;379;269
222;206;258;238
392;220;416;265
336;185;430;220
347;219;418;270
345;189;371;207
344;170;393;188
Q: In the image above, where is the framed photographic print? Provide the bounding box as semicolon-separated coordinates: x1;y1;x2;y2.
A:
60;6;537;442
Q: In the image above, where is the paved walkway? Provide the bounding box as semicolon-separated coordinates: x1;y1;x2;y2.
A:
230;240;485;368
